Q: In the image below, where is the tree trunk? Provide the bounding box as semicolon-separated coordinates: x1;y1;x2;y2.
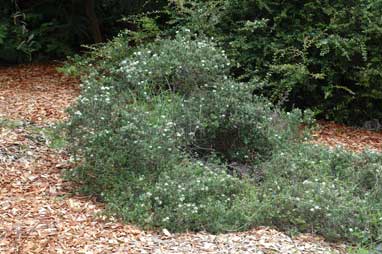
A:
84;0;103;43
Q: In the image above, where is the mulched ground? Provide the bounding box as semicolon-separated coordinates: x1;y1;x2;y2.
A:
0;64;79;124
3;64;380;253
313;120;382;153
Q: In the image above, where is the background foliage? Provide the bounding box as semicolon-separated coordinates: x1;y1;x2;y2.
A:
3;0;382;124
168;0;382;125
0;0;166;63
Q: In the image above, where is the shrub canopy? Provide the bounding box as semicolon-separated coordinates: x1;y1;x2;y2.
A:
64;31;382;244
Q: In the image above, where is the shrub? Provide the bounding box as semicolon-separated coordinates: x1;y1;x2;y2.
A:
64;30;382;246
173;80;304;164
256;144;382;243
169;0;382;125
118;30;231;96
64;31;304;232
104;159;259;233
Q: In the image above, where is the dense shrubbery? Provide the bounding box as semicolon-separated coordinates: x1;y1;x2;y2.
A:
1;0;85;62
65;31;303;231
64;31;382;246
168;0;382;125
0;0;166;63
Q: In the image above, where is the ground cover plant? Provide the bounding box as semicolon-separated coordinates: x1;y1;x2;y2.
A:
63;30;382;248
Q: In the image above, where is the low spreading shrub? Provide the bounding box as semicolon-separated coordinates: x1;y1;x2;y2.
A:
104;159;260;233
256;144;382;243
64;30;304;230
64;30;382;246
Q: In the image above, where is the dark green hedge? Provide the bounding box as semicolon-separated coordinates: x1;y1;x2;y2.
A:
171;0;382;125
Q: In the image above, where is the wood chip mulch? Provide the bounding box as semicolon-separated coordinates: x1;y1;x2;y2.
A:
0;63;79;124
0;63;370;253
313;120;382;153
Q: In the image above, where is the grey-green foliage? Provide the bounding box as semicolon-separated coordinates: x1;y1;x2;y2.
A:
118;29;231;96
257;144;382;243
104;160;259;233
64;31;382;245
64;30;304;232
